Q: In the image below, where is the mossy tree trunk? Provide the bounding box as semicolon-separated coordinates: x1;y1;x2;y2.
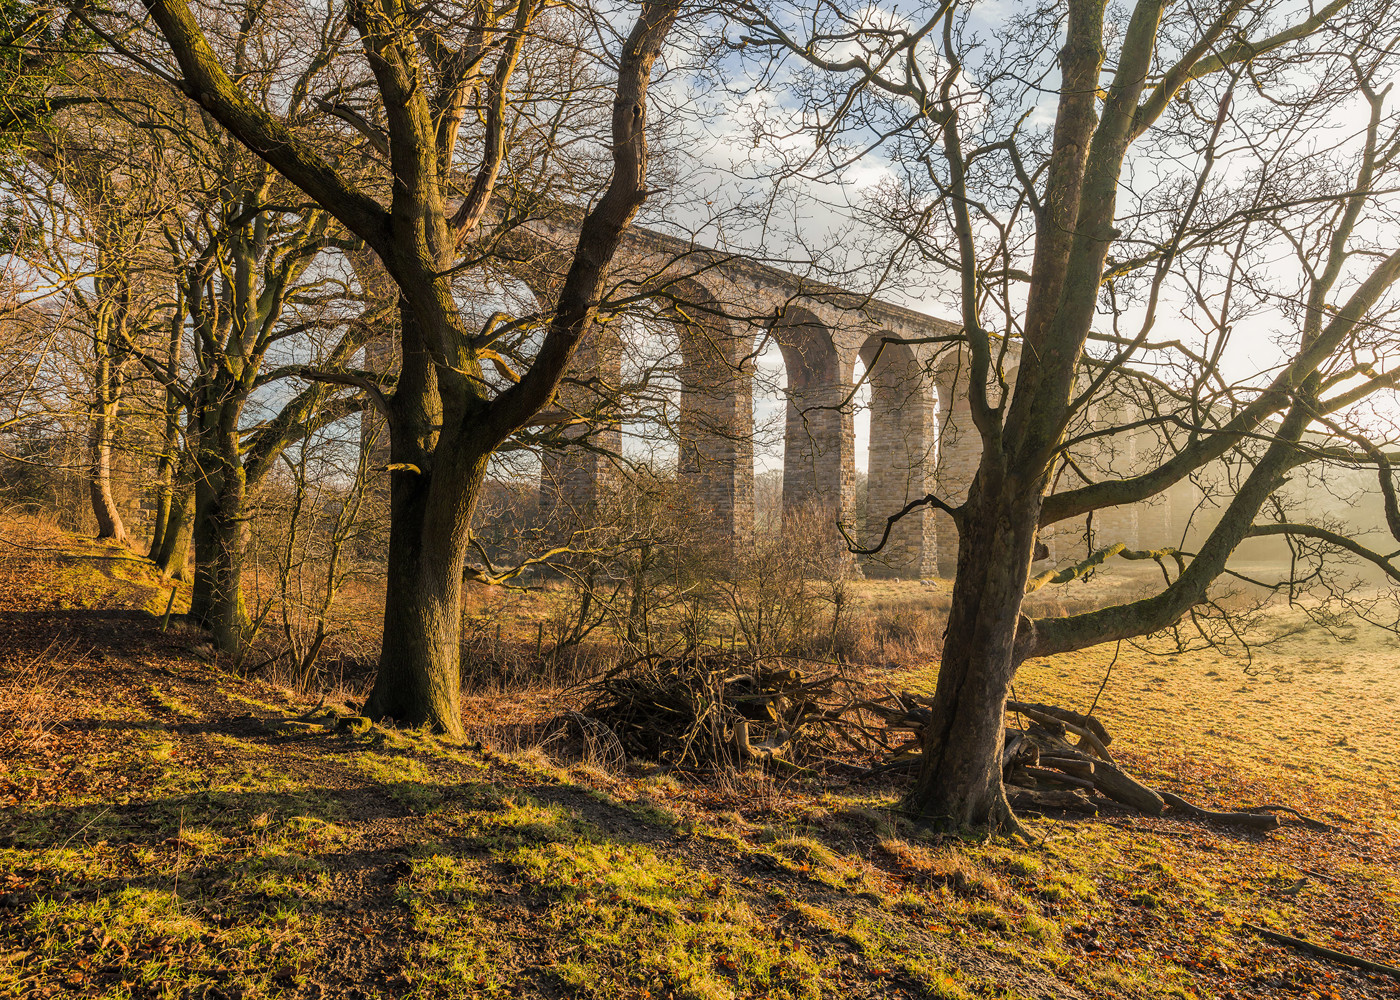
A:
153;459;193;581
188;380;251;652
149;292;187;561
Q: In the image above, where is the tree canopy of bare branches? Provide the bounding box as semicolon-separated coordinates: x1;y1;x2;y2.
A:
732;0;1400;829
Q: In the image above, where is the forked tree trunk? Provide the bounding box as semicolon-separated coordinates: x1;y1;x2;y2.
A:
140;0;679;737
905;483;1044;829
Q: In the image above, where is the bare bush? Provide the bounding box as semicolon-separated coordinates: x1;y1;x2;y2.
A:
245;427;387;693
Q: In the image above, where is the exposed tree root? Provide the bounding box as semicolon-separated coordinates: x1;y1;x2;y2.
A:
1160;791;1280;831
868;691;1336;833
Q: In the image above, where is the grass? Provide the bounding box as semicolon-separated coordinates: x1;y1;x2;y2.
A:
1;521;1398;998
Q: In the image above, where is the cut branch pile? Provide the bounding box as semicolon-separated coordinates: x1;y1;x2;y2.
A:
860;693;1326;831
580;656;851;767
574;664;1332;832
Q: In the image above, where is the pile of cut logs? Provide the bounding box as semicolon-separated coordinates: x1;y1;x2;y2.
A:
866;692;1308;830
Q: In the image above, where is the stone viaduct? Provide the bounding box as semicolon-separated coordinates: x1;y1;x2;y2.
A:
511;219;1192;578
362;213;1198;577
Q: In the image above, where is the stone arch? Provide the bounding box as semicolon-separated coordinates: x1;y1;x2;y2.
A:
768;306;855;524
859;334;936;578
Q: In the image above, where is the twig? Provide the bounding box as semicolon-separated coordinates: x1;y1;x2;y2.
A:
174;807;185;915
1085;640;1120;719
59;807;111;849
160;587;178;632
294;694;327;721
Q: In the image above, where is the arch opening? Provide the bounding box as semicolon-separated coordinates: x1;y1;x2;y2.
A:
766;307;853;528
859;335;936;578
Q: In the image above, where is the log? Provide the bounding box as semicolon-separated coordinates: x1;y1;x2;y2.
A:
1010;705;1114;761
1023;728;1162;814
860;757;923;779
1243;922;1400;981
1007;701;1112;746
1007;787;1098;815
1002;732;1038;772
1089;759;1165;815
1161;791;1281;831
1245;804;1338;832
1021;766;1097;790
1036;755;1095;780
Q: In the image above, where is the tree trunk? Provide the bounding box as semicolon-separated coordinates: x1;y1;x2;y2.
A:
148;423;180;558
362;430;486;739
148;479;171;558
189;412;250;653
149;300;186;559
904;482;1042;830
189;476;250;651
89;305;129;546
154;479;193;580
359;296;483;736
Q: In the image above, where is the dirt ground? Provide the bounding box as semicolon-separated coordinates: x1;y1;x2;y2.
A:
1;519;1397;999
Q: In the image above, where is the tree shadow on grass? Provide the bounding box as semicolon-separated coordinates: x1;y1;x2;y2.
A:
0;777;672;1000
0;608;202;662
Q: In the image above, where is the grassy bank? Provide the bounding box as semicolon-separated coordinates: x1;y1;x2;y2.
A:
1;518;1397;999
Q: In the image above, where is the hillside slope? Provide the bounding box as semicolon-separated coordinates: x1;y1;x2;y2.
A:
1;518;1397;1000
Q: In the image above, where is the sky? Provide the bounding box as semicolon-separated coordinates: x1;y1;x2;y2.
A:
617;0;1400;484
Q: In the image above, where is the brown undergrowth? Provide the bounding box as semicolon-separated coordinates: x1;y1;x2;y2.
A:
0;518;1397;999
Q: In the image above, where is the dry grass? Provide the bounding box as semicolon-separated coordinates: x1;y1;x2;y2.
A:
0;640;69;755
4;516;1399;999
1005;604;1400;827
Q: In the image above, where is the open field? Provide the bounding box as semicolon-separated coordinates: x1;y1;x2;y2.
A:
1;519;1397;999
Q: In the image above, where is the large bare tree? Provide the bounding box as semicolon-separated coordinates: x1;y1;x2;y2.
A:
735;0;1400;828
88;0;684;734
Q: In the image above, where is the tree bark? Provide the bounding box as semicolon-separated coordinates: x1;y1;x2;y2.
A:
149;298;186;558
904;482;1042;830
363;463;482;736
363;318;487;736
153;473;193;580
88;292;129;545
188;398;251;652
